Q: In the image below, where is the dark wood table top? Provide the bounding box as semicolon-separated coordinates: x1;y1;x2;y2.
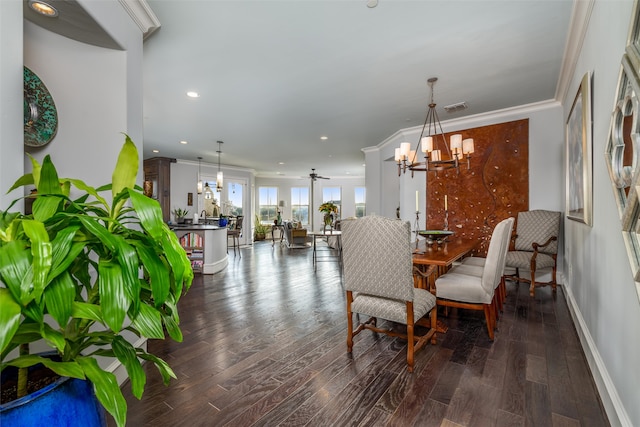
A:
412;238;478;267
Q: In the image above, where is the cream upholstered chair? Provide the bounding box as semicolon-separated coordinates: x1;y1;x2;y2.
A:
504;210;561;297
341;215;437;373
454;217;515;315
435;217;514;340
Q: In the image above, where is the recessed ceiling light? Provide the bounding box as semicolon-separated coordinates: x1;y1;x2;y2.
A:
186;91;199;98
278;162;285;165
152;149;159;153
180;140;188;145
320;136;328;140
367;0;378;8
346;171;351;175
29;1;58;17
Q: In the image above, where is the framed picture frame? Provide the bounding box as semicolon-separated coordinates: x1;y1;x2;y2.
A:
566;71;593;226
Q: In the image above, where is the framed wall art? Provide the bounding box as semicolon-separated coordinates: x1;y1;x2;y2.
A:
566;71;593;226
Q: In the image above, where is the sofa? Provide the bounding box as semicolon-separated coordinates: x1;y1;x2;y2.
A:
282;221;309;248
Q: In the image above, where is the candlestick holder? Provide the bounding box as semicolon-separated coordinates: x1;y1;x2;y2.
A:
414;211;420;248
443;209;449;231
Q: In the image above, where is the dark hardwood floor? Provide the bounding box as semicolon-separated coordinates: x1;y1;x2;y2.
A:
113;240;609;427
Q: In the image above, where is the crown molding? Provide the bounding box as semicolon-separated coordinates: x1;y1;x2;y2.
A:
555;0;595;104
118;0;160;39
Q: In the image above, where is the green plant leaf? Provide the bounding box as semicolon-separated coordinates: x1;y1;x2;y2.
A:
21;219;53;303
0;288;22;353
111;136;138;218
112;335;146;399
72;302;103;322
44;271;75;327
40;322;66;353
98;260;129;332
138;352;177;385
32;195;63;223
0;239;33;305
129;189;164;240
162;309;183;342
7;355;85;379
37;155;63;195
131;303;164;339
134;242;169;307
77;357;127;427
65;178;109;210
48;228;84;282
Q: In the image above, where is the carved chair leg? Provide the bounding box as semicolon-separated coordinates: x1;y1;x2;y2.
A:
552;266;557;292
430;306;437;344
483;304;495;341
346;292;354;353
529;269;536;297
406;323;415;373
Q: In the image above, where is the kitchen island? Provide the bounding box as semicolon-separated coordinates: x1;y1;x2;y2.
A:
172;224;228;274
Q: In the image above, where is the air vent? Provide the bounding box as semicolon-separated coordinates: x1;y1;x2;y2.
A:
443;102;468;113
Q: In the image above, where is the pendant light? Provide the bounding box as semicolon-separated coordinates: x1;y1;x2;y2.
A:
216;140;224;192
197;156;203;194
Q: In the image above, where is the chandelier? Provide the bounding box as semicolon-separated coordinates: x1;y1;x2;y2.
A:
396;77;474;176
216;140;224;192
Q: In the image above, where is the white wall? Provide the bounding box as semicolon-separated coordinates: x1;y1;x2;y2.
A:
23;0;144;188
562;1;638;425
0;0;24;211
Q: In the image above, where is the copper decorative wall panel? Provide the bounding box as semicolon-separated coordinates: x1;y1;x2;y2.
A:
426;119;529;256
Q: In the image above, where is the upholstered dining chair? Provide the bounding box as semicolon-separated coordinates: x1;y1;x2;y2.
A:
341;215;437;373
455;217;515;316
434;217;514;340
227;215;244;257
504;210;561;297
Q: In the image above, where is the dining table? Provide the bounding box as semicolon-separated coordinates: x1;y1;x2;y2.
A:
412;237;479;332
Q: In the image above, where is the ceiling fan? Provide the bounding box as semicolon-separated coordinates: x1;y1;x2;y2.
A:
309;168;330;181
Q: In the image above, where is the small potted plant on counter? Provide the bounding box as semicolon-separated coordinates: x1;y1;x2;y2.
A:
172;207;189;224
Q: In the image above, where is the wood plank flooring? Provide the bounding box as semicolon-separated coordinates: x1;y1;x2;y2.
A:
111;240;609;427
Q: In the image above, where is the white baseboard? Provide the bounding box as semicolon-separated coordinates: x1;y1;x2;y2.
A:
563;285;630;427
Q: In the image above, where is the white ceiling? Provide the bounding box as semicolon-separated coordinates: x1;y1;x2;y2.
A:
61;0;578;179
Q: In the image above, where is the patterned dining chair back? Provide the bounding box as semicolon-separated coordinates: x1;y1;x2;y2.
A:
341;216;414;302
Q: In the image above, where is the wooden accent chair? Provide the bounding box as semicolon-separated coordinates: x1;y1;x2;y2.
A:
434;217;514;340
227;215;244;257
504;210;561;297
341;216;437;373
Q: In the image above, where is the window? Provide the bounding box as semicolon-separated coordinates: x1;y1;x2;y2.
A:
258;187;278;223
355;187;366;218
227;181;243;217
291;187;309;224
322;187;341;218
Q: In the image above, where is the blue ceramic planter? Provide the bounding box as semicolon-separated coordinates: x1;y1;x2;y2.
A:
218;217;228;227
0;374;106;427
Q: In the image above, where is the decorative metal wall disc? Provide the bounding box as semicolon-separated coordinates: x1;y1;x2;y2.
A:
24;66;58;147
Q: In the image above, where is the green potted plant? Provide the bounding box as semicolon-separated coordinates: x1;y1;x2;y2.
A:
253;214;270;241
0;135;193;426
171;207;189;224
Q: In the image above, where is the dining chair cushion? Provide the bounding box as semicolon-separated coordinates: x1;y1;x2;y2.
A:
448;263;483;277
436;272;493;304
505;251;556;270
460;257;485;267
351;288;436;325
